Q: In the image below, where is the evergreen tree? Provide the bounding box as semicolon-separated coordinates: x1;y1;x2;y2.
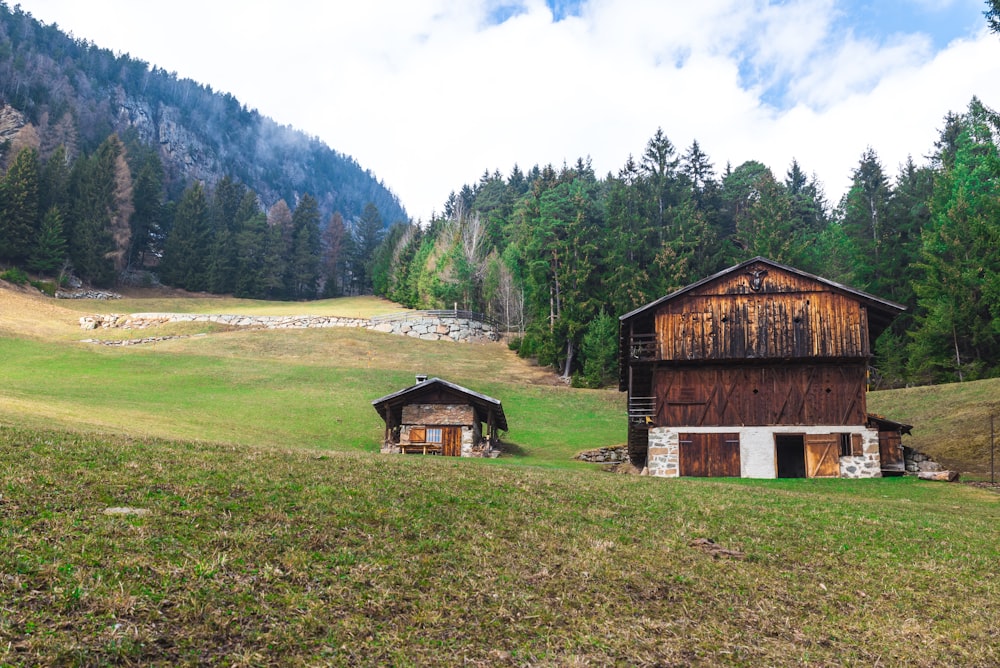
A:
0;147;41;263
987;0;1000;34
161;182;211;291
837;148;892;291
233;212;265;298
640;128;680;230
126;148;164;271
287;193;321;299
604;156;656;312
352;202;384;293
720;160;771;246
575;310;619;388
39;145;70;225
784;158;828;236
27;205;66;275
207;178;250;294
321;211;347;297
731;169;799;264
908;98;1000;382
67;145;117;286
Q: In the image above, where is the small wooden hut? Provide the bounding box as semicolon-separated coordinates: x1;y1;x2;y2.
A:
372;376;507;457
619;257;909;478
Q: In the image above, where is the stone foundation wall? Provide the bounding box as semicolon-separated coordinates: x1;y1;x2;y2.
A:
80;312;498;343
839;430;882;479
646;428;680;477
644;426;883;479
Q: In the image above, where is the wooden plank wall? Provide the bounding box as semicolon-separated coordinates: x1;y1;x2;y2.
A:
653;363;868;426
654;268;871;362
678;433;741;477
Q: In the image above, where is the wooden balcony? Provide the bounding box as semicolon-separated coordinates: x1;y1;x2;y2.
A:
629;333;658;361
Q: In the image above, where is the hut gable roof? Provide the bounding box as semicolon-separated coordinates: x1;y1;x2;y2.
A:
372;378;508;432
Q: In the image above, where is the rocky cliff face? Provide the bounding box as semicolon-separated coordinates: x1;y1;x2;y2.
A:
0;104;27;142
112;88;222;190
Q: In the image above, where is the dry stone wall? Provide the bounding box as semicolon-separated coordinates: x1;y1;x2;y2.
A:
79;312;498;343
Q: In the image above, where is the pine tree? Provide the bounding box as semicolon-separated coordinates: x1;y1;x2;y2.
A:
321;211;347;297
908;98;1000;382
839;148;892;292
28;205;66;275
126;147;164;271
0;147;41;263
161;183;211;291
987;0;1000;34
287;193;321;299
40;146;71;224
352;202;384;293
67;148;114;286
575;310;619;388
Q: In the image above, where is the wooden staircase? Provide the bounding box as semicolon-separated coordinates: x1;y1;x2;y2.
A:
626;362;655;467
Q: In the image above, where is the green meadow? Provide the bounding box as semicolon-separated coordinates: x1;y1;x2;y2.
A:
2;286;999;666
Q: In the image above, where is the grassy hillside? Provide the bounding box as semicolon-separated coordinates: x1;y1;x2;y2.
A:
0;284;622;465
2;426;998;666
2;283;999;665
869;378;1000;477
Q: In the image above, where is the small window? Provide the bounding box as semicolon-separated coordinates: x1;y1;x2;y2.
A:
426;428;443;444
410;427;426;443
839;433;863;457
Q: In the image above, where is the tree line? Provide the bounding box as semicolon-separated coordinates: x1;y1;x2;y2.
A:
0;131;387;299
370;98;1000;389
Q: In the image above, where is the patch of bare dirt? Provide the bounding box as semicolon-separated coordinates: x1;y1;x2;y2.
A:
689;538;746;560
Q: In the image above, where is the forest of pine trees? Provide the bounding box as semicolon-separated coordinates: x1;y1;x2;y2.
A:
0;131;387;299
369;98;1000;389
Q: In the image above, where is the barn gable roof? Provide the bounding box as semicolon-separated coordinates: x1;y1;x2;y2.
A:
620;256;906;326
372;377;508;432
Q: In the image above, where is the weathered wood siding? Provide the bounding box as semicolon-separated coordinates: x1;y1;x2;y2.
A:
879;430;905;472
804;434;841;477
679;433;741;476
654;266;871;362
653;363;867;427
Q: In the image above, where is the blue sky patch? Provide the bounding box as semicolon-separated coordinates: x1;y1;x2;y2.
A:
545;0;584;21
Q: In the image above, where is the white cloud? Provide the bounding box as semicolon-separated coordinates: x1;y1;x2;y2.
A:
14;0;1000;220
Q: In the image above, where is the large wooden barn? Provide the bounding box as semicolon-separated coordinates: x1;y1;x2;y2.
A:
372;376;507;457
619;257;908;478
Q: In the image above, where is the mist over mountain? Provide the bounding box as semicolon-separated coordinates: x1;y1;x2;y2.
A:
0;2;408;226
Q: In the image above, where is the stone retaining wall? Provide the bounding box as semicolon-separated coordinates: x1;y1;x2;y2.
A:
79;312;498;343
905;446;943;473
575;445;628;464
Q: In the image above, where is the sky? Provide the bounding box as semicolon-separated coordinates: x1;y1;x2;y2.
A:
14;0;1000;222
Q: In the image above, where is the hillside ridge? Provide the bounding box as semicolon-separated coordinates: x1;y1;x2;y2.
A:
0;2;407;225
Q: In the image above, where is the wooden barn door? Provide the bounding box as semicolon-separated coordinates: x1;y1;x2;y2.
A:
679;433;740;477
442;427;462;457
804;434;840;478
879;431;904;474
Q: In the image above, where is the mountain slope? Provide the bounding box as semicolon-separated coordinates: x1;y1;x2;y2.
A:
0;2;407;225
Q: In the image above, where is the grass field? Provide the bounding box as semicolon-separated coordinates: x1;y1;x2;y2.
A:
2;282;999;666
